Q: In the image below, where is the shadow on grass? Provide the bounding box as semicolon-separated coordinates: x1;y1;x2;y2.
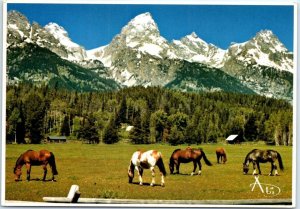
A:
130;182;164;187
27;178;57;182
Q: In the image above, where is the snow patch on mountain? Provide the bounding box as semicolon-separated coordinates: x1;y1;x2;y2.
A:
44;23;87;61
45;23;79;48
172;32;226;68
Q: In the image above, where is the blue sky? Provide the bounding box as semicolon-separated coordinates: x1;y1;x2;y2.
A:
7;4;294;51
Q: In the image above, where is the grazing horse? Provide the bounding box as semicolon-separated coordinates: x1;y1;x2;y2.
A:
216;147;227;164
128;150;167;187
169;147;212;176
243;149;284;176
14;150;58;181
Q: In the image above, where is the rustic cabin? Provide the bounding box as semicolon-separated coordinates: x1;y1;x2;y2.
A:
226;135;239;144
47;136;67;143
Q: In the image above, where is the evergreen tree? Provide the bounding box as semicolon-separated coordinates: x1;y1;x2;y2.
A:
115;96;127;126
24;93;46;144
78;116;99;143
60;115;70;136
169;125;185;145
102;116;119;144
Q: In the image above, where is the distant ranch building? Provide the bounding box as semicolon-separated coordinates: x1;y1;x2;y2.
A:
226;135;239;144
47;136;67;143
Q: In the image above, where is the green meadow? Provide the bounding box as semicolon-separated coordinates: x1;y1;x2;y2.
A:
5;143;293;203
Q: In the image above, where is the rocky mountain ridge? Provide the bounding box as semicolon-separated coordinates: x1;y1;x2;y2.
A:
6;10;293;101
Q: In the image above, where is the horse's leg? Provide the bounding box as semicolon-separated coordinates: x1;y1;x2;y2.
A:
217;154;219;164
26;163;31;181
137;167;143;185
274;163;279;176
191;161;197;176
252;162;257;175
42;164;47;181
176;162;180;174
270;162;278;176
197;160;202;175
257;162;261;175
150;167;155;187
160;171;165;187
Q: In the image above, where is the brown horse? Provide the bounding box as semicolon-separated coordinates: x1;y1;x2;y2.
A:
216;147;227;164
14;150;58;181
169;147;212;175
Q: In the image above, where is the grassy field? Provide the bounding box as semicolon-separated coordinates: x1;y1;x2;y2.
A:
5;142;293;203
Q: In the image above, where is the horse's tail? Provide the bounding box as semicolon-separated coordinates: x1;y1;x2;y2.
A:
157;155;167;176
49;152;58;175
201;150;213;166
277;152;284;171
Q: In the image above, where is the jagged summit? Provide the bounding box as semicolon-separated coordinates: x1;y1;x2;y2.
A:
253;29;288;53
128;12;157;29
45;22;81;48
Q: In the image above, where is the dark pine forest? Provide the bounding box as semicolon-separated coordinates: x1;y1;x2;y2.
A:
6;84;293;146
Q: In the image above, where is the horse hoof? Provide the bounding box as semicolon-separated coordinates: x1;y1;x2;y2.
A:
161;183;165;187
150;183;154;187
139;182;143;186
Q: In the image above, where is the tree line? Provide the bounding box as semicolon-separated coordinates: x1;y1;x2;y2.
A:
6;84;293;145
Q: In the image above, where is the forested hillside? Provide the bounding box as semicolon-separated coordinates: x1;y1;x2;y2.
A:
6;84;292;145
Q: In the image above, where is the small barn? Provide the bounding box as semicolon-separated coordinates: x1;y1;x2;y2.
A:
226;135;239;144
47;136;67;143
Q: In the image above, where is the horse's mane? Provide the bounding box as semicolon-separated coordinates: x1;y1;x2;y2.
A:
14;153;25;172
171;149;181;155
14;150;33;169
244;149;258;163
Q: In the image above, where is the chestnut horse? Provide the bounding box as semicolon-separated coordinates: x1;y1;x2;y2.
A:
128;150;167;187
169;147;212;176
243;149;284;176
14;150;58;181
216;147;227;164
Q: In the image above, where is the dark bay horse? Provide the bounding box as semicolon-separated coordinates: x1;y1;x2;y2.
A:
169;147;212;175
128;150;167;187
243;149;284;176
216;147;227;164
14;150;58;181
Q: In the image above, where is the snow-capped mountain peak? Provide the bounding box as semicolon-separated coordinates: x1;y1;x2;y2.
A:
43;22;87;61
120;12;162;42
172;32;226;68
253;30;288;53
45;22;81;49
226;29;293;73
186;32;207;45
126;12;157;32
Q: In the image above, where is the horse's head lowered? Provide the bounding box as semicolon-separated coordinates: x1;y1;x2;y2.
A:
14;153;24;181
243;163;249;174
128;162;135;183
169;161;174;174
13;166;22;181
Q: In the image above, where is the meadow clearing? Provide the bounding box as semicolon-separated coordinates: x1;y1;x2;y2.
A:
5;142;293;204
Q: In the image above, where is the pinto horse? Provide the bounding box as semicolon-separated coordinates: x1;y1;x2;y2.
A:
169;147;212;176
243;149;284;176
14;150;58;181
216;147;227;164
128;150;167;187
